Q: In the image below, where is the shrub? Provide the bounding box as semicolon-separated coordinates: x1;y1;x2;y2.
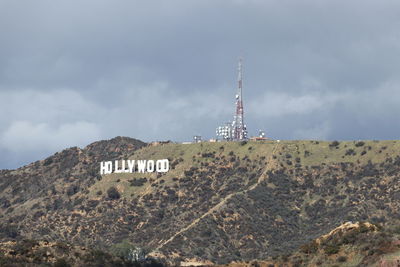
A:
107;187;120;200
129;178;147;187
345;149;356;156
66;185;79;196
0;224;18;238
329;141;340;148
300;240;318;254
325;244;340;255
355;141;365;147
33;210;45;219
87;200;99;208
43;157;53;166
110;241;148;263
391;225;400;234
54;258;71;267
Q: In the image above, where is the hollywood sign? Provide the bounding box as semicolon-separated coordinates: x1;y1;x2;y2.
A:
100;159;169;175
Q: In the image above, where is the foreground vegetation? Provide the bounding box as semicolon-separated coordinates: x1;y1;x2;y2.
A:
0;239;165;267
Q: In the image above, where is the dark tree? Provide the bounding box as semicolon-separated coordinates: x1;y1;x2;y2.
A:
107;187;120;200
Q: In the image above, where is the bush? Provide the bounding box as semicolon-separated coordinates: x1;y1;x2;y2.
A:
66;185;79;196
43;157;53;166
110;240;148;263
325;244;340;255
329;141;340;148
129;178;147;187
87;200;99;209
355;141;365;147
345;149;356;156
391;225;400;234
54;258;71;267
110;240;136;260
0;224;18;238
107;187;120;200
300;240;318;254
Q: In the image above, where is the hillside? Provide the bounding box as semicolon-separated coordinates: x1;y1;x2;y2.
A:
218;222;400;267
0;138;400;265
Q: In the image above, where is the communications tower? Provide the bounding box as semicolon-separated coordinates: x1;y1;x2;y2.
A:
231;58;248;140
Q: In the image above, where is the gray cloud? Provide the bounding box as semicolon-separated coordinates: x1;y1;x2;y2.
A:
1;0;400;168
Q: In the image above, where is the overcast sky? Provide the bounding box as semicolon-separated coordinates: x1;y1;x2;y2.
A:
1;0;400;168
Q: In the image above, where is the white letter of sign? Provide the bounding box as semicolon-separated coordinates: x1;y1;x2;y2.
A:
127;160;135;173
100;161;112;175
137;160;147;173
147;160;155;172
156;159;169;173
115;160;123;173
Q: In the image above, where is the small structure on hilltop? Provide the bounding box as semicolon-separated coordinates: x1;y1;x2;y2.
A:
216;122;234;141
250;130;268;141
193;135;202;143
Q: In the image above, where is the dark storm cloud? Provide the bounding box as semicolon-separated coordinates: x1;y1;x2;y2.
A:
1;0;400;168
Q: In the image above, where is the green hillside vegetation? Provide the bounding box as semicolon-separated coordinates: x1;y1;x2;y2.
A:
0;239;165;267
0;137;399;265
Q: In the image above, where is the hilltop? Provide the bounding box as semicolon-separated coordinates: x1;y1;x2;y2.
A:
0;137;400;265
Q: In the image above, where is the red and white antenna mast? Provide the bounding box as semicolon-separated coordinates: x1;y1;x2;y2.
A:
232;58;248;141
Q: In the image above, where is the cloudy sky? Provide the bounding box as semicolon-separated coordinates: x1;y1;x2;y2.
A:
1;0;400;168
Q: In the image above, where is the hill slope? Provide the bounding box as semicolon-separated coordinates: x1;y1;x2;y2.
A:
219;222;400;267
0;138;399;264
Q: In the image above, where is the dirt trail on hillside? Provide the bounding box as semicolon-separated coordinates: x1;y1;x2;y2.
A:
155;142;280;251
